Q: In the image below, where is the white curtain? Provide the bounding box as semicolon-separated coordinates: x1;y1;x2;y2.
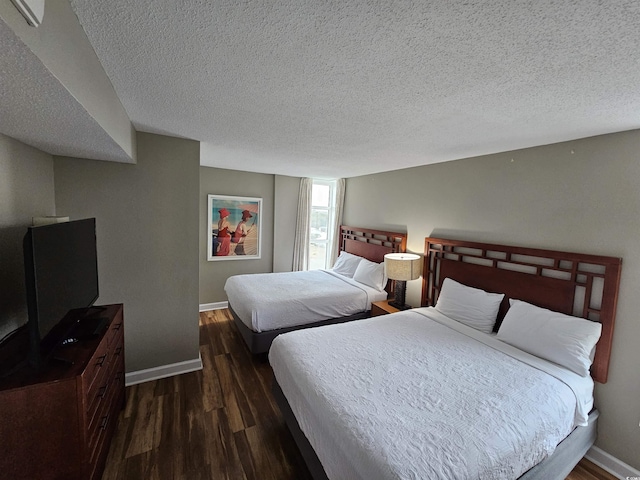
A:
292;178;312;271
329;178;346;267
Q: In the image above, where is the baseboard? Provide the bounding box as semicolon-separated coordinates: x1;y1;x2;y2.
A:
125;354;203;386
199;301;228;312
585;446;640;479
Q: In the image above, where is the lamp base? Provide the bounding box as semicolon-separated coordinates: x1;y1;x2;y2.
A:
390;280;411;311
388;301;412;311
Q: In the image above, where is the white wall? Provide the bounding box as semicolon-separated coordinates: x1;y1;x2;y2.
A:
343;129;640;469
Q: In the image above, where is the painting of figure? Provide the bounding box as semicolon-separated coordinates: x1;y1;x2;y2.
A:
207;195;262;261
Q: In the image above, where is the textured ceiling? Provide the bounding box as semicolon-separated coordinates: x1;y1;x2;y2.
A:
0;18;131;163
67;1;640;177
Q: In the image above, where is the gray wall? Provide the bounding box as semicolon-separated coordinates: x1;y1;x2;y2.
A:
54;132;200;372
273;175;301;273
199;167;275;304
343;129;640;469
0;134;55;340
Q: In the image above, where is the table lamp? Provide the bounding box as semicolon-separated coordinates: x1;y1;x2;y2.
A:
384;253;422;310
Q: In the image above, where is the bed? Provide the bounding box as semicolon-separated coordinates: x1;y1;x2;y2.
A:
269;237;622;480
225;226;407;354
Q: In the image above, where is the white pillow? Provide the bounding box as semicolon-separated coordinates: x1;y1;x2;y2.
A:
497;299;602;377
331;251;362;278
353;258;387;291
434;278;504;334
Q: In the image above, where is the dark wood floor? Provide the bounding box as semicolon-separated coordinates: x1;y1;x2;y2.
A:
102;308;616;480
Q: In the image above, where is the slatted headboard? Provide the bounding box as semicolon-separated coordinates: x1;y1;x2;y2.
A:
340;226;406;262
421;237;622;383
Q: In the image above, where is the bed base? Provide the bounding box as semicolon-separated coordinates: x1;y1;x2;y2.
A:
272;378;599;480
228;225;407;355
272;379;330;480
229;304;369;355
520;409;598;479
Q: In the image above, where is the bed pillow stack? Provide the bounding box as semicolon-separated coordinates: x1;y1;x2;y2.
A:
353;258;387;291
434;278;504;334
497;299;602;376
331;251;363;278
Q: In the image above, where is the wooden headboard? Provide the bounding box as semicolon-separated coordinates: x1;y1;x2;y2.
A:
340;226;407;296
421;237;622;383
340;225;406;262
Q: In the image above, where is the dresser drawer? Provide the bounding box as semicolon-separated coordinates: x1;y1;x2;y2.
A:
84;339;110;396
85;322;123;408
86;317;125;480
87;336;124;432
105;313;124;347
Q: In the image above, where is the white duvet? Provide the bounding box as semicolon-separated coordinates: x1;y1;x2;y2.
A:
269;307;595;480
224;269;387;332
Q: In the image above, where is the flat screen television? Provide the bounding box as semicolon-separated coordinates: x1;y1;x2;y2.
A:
23;218;99;367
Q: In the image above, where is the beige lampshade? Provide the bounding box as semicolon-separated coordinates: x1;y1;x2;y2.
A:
384;253;422;281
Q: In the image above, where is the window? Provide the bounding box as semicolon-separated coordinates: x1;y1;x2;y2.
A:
308;179;336;270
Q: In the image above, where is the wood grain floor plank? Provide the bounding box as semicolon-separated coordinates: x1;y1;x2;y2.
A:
121;451;159;480
200;343;224;411
216;310;283;425
155;394;183;479
101;309;613;480
233;428;259;480
152;373;179;397
178;373;210;474
227;358;257;428
227;346;278;419
201;408;231;480
121;382;138;419
101;411;134;480
214;352;248;432
124;384;164;458
203;321;226;354
208;407;248;480
565;459;618;480
250;421;306;480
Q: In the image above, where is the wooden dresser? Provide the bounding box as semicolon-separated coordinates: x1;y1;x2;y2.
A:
0;304;125;480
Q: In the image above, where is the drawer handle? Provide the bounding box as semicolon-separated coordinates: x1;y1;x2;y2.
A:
114;346;122;356
112;323;122;331
95;354;107;367
97;384;108;399
99;414;109;430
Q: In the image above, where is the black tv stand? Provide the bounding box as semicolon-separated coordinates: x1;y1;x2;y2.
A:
50;355;75;366
73;315;109;338
87;305;108;312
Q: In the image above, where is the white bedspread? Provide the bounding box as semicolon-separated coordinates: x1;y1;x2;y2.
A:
269;307;594;480
224;270;387;332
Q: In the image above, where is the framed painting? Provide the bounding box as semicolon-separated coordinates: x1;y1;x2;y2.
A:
207;195;262;261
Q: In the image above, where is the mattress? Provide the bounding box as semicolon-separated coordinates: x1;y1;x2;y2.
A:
269;307;595;480
224;269;387;332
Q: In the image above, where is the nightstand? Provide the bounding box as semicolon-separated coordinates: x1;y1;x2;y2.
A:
371;300;409;317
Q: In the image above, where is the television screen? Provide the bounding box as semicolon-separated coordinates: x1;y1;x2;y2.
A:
23;218;99;366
